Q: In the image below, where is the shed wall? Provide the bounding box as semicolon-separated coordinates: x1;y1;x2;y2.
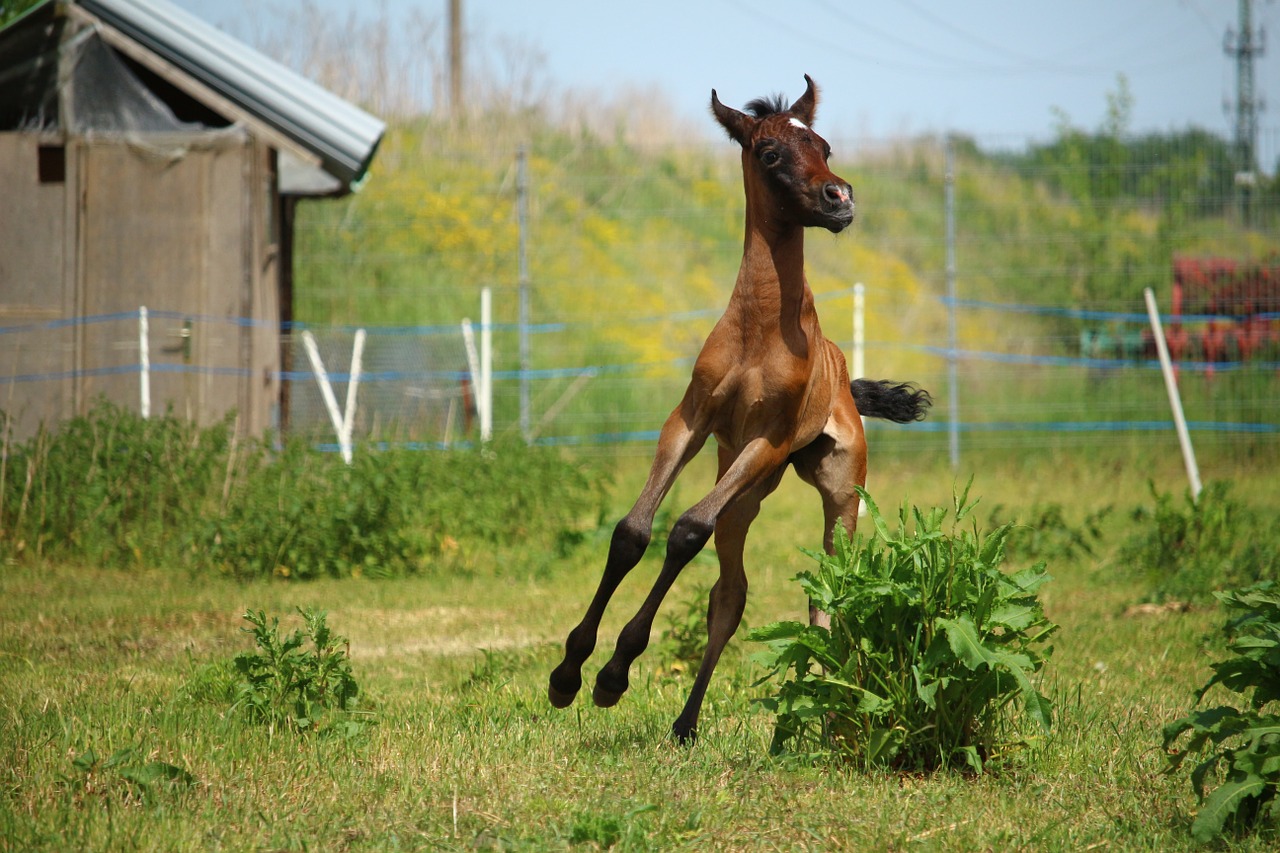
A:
0;130;280;439
0;133;76;434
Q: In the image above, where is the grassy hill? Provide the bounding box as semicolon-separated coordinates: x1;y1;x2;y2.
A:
294;110;1276;324
286;109;1278;445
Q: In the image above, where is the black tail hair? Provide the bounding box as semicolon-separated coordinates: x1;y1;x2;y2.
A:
850;379;932;423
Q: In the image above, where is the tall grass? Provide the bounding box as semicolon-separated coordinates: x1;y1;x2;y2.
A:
0;404;606;577
0;401;230;566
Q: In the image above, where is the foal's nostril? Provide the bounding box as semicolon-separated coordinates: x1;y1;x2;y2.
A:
823;182;852;207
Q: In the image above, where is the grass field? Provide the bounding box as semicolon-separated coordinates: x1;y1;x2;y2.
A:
2;440;1278;850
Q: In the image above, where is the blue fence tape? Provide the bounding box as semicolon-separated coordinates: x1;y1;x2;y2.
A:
4;307;1276;446
4;294;1276;338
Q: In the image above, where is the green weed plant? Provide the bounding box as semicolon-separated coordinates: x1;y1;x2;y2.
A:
1;405;602;578
230;607;366;735
749;485;1058;773
66;747;196;807
654;582;715;678
1164;582;1280;843
1120;481;1279;603
0;401;230;566
989;501;1111;563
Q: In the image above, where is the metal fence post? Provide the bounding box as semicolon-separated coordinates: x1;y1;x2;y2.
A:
945;135;960;471
517;145;531;444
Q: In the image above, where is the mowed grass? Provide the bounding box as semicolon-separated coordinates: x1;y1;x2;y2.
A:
2;440;1278;850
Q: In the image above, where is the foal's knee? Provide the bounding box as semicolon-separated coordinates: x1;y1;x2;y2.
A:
609;516;650;569
710;576;748;614
666;513;714;566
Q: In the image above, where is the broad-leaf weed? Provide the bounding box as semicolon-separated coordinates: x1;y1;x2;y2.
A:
1163;582;1280;843
1120;481;1279;603
231;607;370;736
748;484;1058;773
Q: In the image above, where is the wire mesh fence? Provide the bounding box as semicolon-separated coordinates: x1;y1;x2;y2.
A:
3;129;1278;462
4;296;1276;460
286;325;476;446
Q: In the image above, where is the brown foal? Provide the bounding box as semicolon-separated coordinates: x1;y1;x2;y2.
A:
548;76;930;743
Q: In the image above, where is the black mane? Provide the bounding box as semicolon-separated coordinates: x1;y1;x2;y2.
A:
743;93;789;118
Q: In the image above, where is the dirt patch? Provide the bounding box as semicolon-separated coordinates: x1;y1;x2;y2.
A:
342;606;556;658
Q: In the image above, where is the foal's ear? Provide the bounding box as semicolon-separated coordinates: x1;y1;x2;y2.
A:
711;89;754;146
787;74;819;127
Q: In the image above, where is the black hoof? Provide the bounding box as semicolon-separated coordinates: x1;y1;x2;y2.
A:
548;666;581;708
592;666;628;707
592;683;624;708
548;684;577;709
672;721;697;745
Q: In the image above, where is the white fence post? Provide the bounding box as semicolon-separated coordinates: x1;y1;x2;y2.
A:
301;328;364;465
138;306;151;419
480;286;492;442
461;288;494;444
1143;287;1202;500
851;285;867;516
462;318;481;439
944;135;960;472
852;282;865;380
343;329;365;450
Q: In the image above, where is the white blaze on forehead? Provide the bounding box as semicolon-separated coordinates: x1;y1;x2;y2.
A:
788;117;809;130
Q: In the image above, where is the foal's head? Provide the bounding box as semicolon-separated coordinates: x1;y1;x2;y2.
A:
710;75;854;234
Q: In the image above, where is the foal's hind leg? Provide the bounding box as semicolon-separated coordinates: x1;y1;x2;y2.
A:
548;404;708;708
670;450;786;743
791;412;868;627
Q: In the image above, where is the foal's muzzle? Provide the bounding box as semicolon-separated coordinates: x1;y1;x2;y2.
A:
821;181;856;232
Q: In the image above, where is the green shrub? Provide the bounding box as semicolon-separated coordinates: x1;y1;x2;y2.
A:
1119;481;1278;603
406;438;606;551
198;440;431;579
0;401;230;566
1163;582;1280;843
748;486;1057;772
988;501;1110;563
198;438;605;579
1;404;605;577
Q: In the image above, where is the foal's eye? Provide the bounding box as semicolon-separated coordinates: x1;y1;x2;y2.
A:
761;150;780;166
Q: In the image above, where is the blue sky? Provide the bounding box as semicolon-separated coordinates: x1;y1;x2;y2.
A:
176;0;1278;156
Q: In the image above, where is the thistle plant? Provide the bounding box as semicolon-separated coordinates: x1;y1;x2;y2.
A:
749;485;1057;772
1164;582;1280;843
232;607;364;734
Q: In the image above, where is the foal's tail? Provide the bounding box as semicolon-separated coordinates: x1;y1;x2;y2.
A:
851;379;932;424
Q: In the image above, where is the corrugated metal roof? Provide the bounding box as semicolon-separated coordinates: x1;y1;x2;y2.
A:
76;0;383;188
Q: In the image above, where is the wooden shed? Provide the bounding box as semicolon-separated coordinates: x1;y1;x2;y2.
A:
0;0;383;439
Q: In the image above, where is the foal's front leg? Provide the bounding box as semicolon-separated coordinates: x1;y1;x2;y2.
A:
591;436;792;711
548;404;708;708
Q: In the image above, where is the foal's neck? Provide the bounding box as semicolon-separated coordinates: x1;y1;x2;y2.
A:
731;216;812;329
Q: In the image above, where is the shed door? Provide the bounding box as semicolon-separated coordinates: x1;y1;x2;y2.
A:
77;135;252;425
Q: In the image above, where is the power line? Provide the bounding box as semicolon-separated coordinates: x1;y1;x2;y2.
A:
895;0;1179;69
723;0;1227;80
